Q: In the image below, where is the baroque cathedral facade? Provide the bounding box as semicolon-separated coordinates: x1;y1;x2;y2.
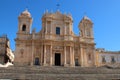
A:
14;9;96;67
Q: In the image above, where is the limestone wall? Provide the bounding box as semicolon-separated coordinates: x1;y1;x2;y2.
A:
96;48;120;66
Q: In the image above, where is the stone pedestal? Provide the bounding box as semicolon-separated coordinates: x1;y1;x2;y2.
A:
64;64;69;67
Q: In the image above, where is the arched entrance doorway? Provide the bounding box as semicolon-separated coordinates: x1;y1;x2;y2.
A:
34;57;40;65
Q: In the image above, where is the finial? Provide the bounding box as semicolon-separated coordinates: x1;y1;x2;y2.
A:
50;10;53;13
46;9;48;13
25;7;28;12
68;13;72;16
84;12;87;16
56;3;60;11
56;0;60;11
25;0;29;11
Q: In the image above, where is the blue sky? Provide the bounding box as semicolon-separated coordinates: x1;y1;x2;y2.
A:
0;0;120;51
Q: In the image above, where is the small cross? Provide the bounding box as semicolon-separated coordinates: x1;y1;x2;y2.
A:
56;3;60;11
84;12;87;16
25;0;29;10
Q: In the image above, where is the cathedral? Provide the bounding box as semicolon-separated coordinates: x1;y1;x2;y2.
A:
14;9;95;67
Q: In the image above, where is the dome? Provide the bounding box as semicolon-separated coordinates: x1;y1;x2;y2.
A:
83;16;91;21
81;16;93;23
21;9;31;17
79;16;93;24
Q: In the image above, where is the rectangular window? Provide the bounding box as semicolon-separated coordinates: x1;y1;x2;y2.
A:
56;27;60;35
102;56;106;63
111;56;115;63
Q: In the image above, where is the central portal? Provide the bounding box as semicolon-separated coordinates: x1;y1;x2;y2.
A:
55;53;61;66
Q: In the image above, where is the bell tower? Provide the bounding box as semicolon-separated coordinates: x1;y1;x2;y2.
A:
14;9;33;66
17;9;32;35
79;16;93;38
78;16;95;67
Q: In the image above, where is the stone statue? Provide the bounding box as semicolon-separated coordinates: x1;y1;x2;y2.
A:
6;40;14;63
0;40;14;67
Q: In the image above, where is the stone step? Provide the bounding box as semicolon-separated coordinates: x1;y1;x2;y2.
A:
0;66;120;80
0;73;119;80
0;66;120;74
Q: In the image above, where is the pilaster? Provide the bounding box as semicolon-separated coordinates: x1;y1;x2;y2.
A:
40;45;43;65
64;46;67;67
50;45;52;66
31;40;34;66
50;21;52;34
64;23;66;35
72;47;75;66
84;48;87;67
45;21;47;34
43;45;47;66
80;46;84;67
70;46;73;66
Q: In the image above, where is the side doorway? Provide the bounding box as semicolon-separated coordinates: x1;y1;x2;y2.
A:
34;57;40;65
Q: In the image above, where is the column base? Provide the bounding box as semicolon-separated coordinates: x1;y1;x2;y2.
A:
49;63;52;66
43;63;48;66
64;64;69;67
80;65;85;67
30;62;34;66
70;64;75;67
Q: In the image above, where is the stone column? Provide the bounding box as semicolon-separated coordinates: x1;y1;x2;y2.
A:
69;23;71;35
31;40;34;66
80;47;84;67
64;23;66;35
64;46;67;66
43;45;46;66
50;21;52;39
45;21;47;34
84;48;87;67
95;50;98;67
50;45;52;66
72;47;75;66
91;28;93;38
50;21;52;34
70;23;72;35
40;45;43;65
70;46;72;66
78;48;81;66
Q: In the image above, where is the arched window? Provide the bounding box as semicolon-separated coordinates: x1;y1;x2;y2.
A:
80;30;83;37
22;24;26;31
86;29;91;37
88;54;91;61
20;49;24;58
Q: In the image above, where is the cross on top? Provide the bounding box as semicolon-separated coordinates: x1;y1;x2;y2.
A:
56;3;60;11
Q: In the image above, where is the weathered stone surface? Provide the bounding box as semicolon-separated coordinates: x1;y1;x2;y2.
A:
15;9;95;67
0;66;120;80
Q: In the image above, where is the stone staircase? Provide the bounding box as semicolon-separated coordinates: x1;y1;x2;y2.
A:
0;66;120;80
